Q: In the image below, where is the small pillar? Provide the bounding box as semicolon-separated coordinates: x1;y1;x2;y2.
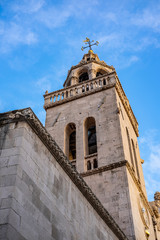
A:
89;69;96;80
70;76;78;86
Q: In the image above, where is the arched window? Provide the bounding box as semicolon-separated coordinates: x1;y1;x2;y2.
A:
96;69;107;77
93;158;98;169
64;123;76;161
84;117;97;156
87;161;91;170
96;72;103;77
79;72;89;83
103;78;106;85
69;131;76;160
126;127;134;168
131;139;140;180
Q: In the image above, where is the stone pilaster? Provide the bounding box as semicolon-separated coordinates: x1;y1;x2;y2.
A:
88;68;96;80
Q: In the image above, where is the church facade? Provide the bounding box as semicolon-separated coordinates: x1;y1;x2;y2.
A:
43;49;160;240
0;45;159;240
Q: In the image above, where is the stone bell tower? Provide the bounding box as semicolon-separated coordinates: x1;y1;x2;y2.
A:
44;40;158;240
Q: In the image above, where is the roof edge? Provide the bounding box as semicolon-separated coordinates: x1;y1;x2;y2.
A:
0;108;128;240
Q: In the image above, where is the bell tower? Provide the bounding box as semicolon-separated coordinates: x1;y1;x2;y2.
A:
44;40;158;240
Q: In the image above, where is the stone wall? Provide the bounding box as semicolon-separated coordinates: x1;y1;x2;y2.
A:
0;109;127;240
82;165;134;239
45;87;124;173
115;91;147;196
126;168;155;240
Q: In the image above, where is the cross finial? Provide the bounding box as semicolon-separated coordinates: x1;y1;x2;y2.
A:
81;37;99;52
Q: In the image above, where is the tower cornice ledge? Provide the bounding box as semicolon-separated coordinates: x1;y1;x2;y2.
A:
0;108;128;240
115;75;139;136
43;71;116;109
44;71;139;137
63;58;115;87
81;160;154;217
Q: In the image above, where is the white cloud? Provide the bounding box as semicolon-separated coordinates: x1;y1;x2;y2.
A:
0;0;160;59
147;144;160;172
35;76;52;93
0;21;37;53
145;175;160;200
132;5;160;32
36;110;46;126
139;130;160;201
121;55;139;68
98;33;120;46
11;0;45;14
36;7;72;29
0;99;4;112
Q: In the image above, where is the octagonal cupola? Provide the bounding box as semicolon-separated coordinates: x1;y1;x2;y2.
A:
63;50;115;87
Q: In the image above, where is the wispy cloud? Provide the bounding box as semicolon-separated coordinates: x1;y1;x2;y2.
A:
0;99;4;112
11;0;45;14
119;55;139;69
35;76;52;93
0;21;37;53
0;0;160;69
36;110;46;125
36;7;72;29
139;130;160;201
132;4;160;32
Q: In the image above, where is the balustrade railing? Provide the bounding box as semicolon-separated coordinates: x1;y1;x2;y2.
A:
44;73;116;106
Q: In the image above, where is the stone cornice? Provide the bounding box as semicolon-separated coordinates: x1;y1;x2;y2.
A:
0;108;128;240
81;160;154;217
43;71;116;110
44;82;115;110
63;59;115;87
44;71;115;98
125;161;154;217
115;76;139;137
81;160;127;177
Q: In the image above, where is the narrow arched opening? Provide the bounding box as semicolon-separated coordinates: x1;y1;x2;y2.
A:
96;72;103;77
93;158;98;169
96;69;107;77
84;117;97;156
87;161;91;170
126;127;134;168
131;139;140;181
64;123;76;161
79;72;89;83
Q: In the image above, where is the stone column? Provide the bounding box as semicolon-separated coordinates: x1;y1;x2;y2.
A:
70;76;78;86
89;69;96;80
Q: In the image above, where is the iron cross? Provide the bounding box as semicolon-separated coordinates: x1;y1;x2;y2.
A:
81;37;99;51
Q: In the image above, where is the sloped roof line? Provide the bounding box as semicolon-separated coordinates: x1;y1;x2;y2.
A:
0;107;128;240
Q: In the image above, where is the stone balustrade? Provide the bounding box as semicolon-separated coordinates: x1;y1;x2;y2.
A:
44;72;116;108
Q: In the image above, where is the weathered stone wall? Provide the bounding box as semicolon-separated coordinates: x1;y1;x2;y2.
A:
115;91;157;239
0;119;122;240
126;168;155;240
44;86;139;239
45;85;158;240
115;91;147;196
83;165;134;240
45;87;125;173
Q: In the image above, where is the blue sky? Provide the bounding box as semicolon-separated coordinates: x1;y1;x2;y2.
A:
0;0;159;201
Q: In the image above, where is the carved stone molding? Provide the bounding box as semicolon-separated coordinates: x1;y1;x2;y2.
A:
81;160;127;177
64;55;115;87
126;162;154;217
115;76;139;136
116;80;139;136
81;159;154;218
138;193;150;229
150;192;160;231
44;80;116;110
0;108;128;240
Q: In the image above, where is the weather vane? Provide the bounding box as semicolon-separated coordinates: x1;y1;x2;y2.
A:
81;37;99;52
